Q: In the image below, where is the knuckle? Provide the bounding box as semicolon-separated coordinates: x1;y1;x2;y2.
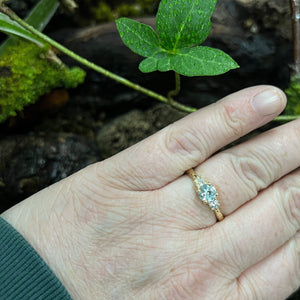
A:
218;102;245;138
225;152;270;197
287;187;300;227
288;235;300;291
162;124;208;165
279;180;300;230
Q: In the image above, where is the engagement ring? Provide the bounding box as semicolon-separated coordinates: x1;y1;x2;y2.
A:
187;169;224;221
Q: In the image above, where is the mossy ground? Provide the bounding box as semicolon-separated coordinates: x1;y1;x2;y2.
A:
0;42;85;123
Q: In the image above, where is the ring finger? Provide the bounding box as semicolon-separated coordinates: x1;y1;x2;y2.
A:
161;118;300;228
197;117;300;216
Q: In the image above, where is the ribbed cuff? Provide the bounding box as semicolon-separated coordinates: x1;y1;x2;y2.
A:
0;216;72;300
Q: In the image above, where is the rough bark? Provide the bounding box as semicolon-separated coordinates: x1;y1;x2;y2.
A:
290;0;300;74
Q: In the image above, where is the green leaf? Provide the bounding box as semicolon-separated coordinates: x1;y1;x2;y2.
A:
156;0;217;51
172;46;239;76
25;0;59;31
139;46;239;76
117;0;238;78
116;17;162;57
0;0;59;55
139;57;159;73
0;13;44;47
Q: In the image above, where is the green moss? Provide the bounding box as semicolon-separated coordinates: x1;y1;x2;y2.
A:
285;73;300;115
0;42;86;123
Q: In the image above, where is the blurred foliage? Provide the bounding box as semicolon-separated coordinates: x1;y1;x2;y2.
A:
2;0;160;28
81;0;160;24
285;73;300;115
93;1;114;22
115;3;140;18
0;42;86;123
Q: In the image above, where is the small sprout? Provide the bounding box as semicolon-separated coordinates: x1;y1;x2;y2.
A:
116;0;239;77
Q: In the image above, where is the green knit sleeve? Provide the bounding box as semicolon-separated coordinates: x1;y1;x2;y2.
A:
0;216;73;300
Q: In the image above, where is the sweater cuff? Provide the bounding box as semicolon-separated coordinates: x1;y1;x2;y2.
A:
0;216;72;300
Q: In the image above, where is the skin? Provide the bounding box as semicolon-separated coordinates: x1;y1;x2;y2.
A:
2;85;300;299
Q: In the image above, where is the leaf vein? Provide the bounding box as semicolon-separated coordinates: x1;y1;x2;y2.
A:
173;0;197;50
122;22;158;50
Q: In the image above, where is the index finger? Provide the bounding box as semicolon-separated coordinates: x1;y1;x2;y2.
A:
98;86;286;191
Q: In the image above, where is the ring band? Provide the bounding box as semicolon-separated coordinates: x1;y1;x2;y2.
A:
187;169;224;221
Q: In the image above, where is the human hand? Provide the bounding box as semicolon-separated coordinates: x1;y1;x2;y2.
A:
2;86;300;299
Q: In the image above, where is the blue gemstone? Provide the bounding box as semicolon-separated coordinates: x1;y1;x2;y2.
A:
198;184;217;203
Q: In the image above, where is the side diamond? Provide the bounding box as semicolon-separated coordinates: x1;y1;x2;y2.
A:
194;176;205;189
208;198;220;210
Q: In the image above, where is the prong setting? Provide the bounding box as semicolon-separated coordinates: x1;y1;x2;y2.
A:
187;168;224;221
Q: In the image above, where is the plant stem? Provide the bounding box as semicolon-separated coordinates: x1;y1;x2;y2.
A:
0;4;196;113
168;72;181;100
273;115;300;121
166;72;192;112
290;0;300;75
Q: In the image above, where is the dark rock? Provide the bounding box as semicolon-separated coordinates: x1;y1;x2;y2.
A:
96;104;186;158
0;132;100;212
235;0;291;39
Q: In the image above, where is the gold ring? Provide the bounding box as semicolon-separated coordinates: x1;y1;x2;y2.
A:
187;169;224;221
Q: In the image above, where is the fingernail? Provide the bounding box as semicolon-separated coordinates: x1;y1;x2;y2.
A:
251;90;282;116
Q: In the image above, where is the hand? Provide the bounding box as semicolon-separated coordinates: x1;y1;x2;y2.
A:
2;85;300;300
